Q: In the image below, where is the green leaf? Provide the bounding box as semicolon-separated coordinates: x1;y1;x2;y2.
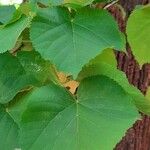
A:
30;7;125;77
78;64;128;95
146;88;150;100
0;5;23;28
131;90;150;116
7;91;35;124
30;0;49;4
51;0;94;7
0;51;58;104
89;48;117;67
19;75;139;150
78;49;150;115
18;3;33;16
0;16;30;53
94;0;112;2
17;50;58;84
0;5;16;25
127;5;150;65
0;105;19;150
30;0;94;7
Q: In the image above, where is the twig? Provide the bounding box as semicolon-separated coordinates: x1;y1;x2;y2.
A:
104;0;119;9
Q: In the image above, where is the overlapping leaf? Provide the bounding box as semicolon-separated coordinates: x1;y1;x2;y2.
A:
0;16;30;53
0;51;58;104
89;48;117;66
7;91;35;124
0;105;19;150
78;49;150;115
0;5;16;25
30;0;94;7
30;0;112;7
50;0;94;7
30;7;125;77
18;75;139;150
127;5;150;65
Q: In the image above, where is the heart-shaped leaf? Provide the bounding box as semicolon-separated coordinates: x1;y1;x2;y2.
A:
30;7;125;77
19;75;139;150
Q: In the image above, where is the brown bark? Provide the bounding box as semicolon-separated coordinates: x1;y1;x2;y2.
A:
105;0;150;149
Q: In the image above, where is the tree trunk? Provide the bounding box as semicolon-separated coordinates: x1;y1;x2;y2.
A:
106;0;150;149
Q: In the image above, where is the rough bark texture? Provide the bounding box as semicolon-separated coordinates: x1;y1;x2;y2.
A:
106;0;150;149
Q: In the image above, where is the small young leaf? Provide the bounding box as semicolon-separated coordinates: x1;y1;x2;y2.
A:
0;51;58;104
30;7;125;77
127;5;150;65
0;105;19;150
19;76;139;150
